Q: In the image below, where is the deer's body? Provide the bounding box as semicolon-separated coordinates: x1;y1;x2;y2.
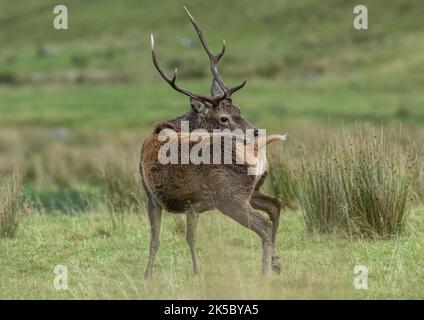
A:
141;8;284;278
140;129;260;214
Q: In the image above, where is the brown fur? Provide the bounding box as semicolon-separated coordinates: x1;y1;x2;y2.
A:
140;105;284;277
142;8;284;278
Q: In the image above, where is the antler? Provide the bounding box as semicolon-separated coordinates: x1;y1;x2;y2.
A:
150;34;220;105
184;6;247;98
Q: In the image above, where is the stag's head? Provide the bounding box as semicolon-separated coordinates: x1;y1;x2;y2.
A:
151;7;258;134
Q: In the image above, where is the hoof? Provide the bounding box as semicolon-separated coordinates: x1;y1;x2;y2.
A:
271;256;281;274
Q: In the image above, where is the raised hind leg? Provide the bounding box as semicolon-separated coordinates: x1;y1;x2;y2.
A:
250;191;282;274
217;199;273;276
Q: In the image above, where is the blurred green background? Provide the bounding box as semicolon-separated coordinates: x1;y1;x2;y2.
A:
1;0;424;300
0;0;423;130
1;0;423;208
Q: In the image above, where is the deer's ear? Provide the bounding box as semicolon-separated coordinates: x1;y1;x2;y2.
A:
190;98;212;114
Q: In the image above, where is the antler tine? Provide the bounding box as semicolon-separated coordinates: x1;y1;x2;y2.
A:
150;34;217;105
184;7;247;98
183;7;216;61
216;40;226;62
228;78;248;95
184;7;226;97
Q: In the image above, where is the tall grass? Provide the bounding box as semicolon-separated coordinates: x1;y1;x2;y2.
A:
297;130;420;239
0;127;421;223
268;147;299;210
99;150;145;220
0;171;25;238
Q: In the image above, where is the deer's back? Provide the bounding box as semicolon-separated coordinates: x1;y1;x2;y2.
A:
140;132;259;213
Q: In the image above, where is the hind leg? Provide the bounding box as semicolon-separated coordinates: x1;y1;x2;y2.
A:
250;191;282;274
144;196;162;279
216;199;273;276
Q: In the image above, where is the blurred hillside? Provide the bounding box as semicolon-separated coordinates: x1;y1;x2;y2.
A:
0;0;423;128
1;1;424;300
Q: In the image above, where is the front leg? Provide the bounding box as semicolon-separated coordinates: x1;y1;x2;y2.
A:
186;212;200;275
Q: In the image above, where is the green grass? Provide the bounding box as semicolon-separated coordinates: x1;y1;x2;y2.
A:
0;170;25;238
0;1;424;130
1;1;423;138
1;0;423;299
0;209;423;299
1;81;424;129
297;130;420;238
2;0;424;81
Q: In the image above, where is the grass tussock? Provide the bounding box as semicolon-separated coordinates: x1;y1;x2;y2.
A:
0;170;25;238
268;147;299;210
297;129;420;239
100;150;145;218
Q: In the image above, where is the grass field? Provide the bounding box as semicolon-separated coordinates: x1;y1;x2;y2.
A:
1;0;423;299
1;210;423;299
1;81;424;129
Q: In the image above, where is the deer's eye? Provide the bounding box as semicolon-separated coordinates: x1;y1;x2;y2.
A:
219;116;229;123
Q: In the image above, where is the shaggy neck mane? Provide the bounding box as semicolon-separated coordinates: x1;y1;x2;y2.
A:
154;110;217;133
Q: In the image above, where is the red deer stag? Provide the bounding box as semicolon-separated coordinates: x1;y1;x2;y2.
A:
140;7;284;277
